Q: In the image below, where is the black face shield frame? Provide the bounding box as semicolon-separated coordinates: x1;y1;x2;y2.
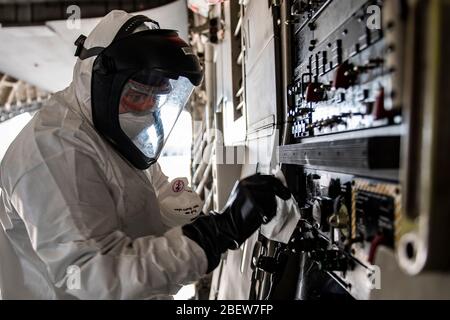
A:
74;16;203;170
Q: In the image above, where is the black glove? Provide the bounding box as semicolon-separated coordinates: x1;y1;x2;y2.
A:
182;174;291;273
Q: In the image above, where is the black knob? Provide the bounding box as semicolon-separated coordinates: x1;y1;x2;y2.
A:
255;256;282;274
310;250;350;272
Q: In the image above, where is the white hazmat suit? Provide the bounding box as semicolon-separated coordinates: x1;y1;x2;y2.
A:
0;10;207;300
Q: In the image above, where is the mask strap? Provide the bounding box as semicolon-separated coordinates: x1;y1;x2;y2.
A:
74;35;104;60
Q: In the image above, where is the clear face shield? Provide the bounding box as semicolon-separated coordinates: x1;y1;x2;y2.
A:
118;70;194;160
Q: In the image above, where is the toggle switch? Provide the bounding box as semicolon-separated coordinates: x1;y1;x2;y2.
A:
333;62;357;89
305;83;328;102
353;58;384;73
372;86;387;120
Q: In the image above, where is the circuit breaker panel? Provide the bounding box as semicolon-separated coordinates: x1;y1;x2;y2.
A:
277;0;404;299
275;0;450;299
194;0;450;300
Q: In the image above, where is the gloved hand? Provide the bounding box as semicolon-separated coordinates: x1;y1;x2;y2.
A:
182;174;291;273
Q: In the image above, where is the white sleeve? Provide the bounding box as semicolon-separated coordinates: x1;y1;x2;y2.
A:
9;149;207;299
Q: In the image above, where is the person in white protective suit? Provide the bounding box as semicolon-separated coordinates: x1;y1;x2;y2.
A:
0;10;290;299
